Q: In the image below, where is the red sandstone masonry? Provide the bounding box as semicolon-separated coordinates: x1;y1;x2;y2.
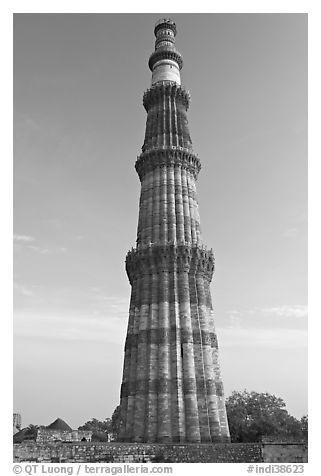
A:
119;19;230;444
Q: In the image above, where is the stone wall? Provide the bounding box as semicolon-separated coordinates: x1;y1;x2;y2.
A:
262;442;308;463
36;428;92;443
12;441;307;463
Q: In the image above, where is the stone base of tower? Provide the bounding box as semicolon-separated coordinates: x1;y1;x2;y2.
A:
120;244;231;444
118;435;231;444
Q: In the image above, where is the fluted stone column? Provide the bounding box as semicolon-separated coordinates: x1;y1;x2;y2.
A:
145;269;158;442
119;18;230;444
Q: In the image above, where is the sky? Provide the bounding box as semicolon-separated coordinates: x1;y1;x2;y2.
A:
13;13;307;429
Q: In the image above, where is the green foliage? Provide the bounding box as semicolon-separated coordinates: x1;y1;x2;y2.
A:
300;415;308;440
226;390;306;443
13;424;39;443
77;411;124;442
26;424;39;439
111;405;122;441
78;418;112;441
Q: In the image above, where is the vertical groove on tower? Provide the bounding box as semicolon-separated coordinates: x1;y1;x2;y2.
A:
157;269;172;442
178;269;201;442
174;165;184;243
192;271;211;442
153;167;160;243
146;269;158;441
181;168;191;243
119;18;230;444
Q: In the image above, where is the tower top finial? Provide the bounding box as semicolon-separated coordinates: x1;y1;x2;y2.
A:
154;18;177;37
149;18;182;85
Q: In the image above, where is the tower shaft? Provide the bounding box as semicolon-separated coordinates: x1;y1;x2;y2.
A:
119;18;230;443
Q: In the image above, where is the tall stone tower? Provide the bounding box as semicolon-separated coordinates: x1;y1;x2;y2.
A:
119;18;230;444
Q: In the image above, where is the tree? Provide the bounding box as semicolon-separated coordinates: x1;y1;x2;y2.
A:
225;390;304;443
300;415;308;440
78;408;124;442
78;418;112;442
25;424;39;440
13;424;39;443
27;424;39;434
111;405;122;441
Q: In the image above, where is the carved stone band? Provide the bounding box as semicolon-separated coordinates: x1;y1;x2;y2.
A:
135;148;201;181
143;82;190;111
124;329;219;349
120;378;224;397
126;244;215;283
148;48;183;72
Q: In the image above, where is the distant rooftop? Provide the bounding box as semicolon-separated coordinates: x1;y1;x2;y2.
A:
46;418;72;432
